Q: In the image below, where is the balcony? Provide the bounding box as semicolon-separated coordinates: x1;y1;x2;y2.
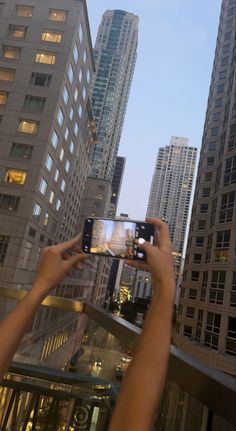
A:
0;286;235;431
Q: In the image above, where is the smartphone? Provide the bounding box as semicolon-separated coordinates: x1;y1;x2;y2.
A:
82;217;154;261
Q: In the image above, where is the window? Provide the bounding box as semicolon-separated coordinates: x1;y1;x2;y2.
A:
63;86;69;105
55;199;61;211
198;220;206;230
219;192;235;223
189;288;197;300
78;23;83;43
74;122;79;136
214;250;228;262
49;191;54;204
202;187;210;197
59;147;64;161
33;203;41;219
23;95;46;112
78;104;83;118
15;5;33;17
79;68;82;82
215;98;223;108
205;172;213;182
57;108;64;127
35;52;56;65
45;154;53;172
210;271;225;304
0;91;8;105
30;72;51;87
2;46;21;59
73;43;79;63
221;57;228;66
208;142;217;151
83;49;87;63
202;271;208;288
51;130;59;149
211;127;219;137
186;307;194;318
67;64;74;84
10;142;33;159
41;30;62;43
196;310;203;342
60;179;66;192
64;127;69;141
69;107;74;121
226;317;236;356
191;271;199;282
54;169;59;182
196;236;204;247
39;178;47;195
82;86;87;101
8;24;27;38
74;87;78;102
48;9;67;22
69;140;75;154
200;203;208;213
5;169;26;185
18;119;39;134
193;253;201;264
184;325;192;337
205;312;221;349
0;194;20;211
219;70;226;80
217;84;224;93
43;213;49;227
207;156;214;167
0;67;14;81
65;160;70;173
231;273;236;308
224;155;236;185
86;69;91;83
0;235;10;264
216;230;230;248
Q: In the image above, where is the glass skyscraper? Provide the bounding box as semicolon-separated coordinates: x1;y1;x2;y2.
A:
90;10;138;180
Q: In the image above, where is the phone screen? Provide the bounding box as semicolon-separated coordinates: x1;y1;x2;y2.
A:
82;218;154;260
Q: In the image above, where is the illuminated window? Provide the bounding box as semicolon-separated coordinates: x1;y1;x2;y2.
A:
73;43;79;63
48;9;67;22
39;178;47;195
0;68;14;81
33;203;41;219
51;130;59;148
43;212;49;226
10;143;33;159
9;24;27;38
35;52;56;65
49;191;54;204
3;46;21;59
0;91;8;105
18;119;39;134
41;31;62;43
16;5;33;17
5;169;27;185
0;235;10;264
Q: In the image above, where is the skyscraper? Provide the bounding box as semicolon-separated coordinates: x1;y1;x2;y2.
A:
147;136;197;276
174;0;236;377
0;0;96;365
90;9;138;180
110;156;126;216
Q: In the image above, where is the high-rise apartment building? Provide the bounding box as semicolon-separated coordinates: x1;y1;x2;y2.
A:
0;0;96;365
147;136;197;275
174;0;236;377
90;9;138;180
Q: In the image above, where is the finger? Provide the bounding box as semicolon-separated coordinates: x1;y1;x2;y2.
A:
53;234;82;253
146;218;171;246
125;259;150;271
67;253;88;268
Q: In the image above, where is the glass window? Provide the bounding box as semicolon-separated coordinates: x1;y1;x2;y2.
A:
73;43;79;63
10;142;33;159
57;108;64;126
202;188;210;197
0;194;20;211
18;119;39;134
54;169;59;182
191;271;199;282
15;5;33;17
184;325;192;337
8;24;27;38
216;230;230;248
45;154;53;172
69;140;75;154
69;107;74;121
79;68;82;82
74;87;78;101
0;91;8;105
43;212;49;226
49;190;54;204
200;203;208;213
5;169;27;185
86;69;91;83
219;191;235;223
0;235;10;264
82;86;87;101
3;46;21;59
78;23;83;43
74;122;79;136
186;307;194;318
39;178;47;195
35;52;56;65
64;127;69;141
48;9;67;22
60;179;66;192
63;85;69;105
55;198;61;211
51;130;59;148
0;67;15;81
33;203;41;219
224;155;236;185
78;104;83;118
83;49;87;63
215;98;223;108
198;220;206;230
196;236;204;247
189;288;197;299
193;253;201;263
59;147;64;161
65;160;70;173
41;30;62;43
30;72;51;87
23;95;46;112
67;64;74;84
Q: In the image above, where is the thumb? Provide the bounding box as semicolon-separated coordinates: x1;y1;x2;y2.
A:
139;241;154;254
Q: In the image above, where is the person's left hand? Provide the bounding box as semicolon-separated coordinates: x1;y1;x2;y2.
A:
33;234;88;295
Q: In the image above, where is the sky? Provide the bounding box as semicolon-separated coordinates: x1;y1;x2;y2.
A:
86;0;222;220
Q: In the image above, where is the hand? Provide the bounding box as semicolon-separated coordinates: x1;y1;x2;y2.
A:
127;218;175;300
33;234;88;295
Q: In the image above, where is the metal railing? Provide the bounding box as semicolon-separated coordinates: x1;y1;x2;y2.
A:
0;286;235;430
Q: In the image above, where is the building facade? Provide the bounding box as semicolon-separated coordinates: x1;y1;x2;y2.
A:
90;9;138;180
147;136;197;276
110;155;126;216
174;0;236;377
0;0;96;366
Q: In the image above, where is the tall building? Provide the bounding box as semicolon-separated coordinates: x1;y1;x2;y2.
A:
90;9;138;180
0;0;96;366
147;136;197;276
110;155;126;216
174;0;236;377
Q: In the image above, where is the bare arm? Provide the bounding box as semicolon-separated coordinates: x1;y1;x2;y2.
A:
109;218;175;431
0;235;87;381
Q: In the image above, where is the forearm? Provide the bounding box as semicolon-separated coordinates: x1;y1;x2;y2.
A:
109;279;175;431
0;284;45;381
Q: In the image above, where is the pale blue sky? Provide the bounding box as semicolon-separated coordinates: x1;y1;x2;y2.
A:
87;0;222;219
